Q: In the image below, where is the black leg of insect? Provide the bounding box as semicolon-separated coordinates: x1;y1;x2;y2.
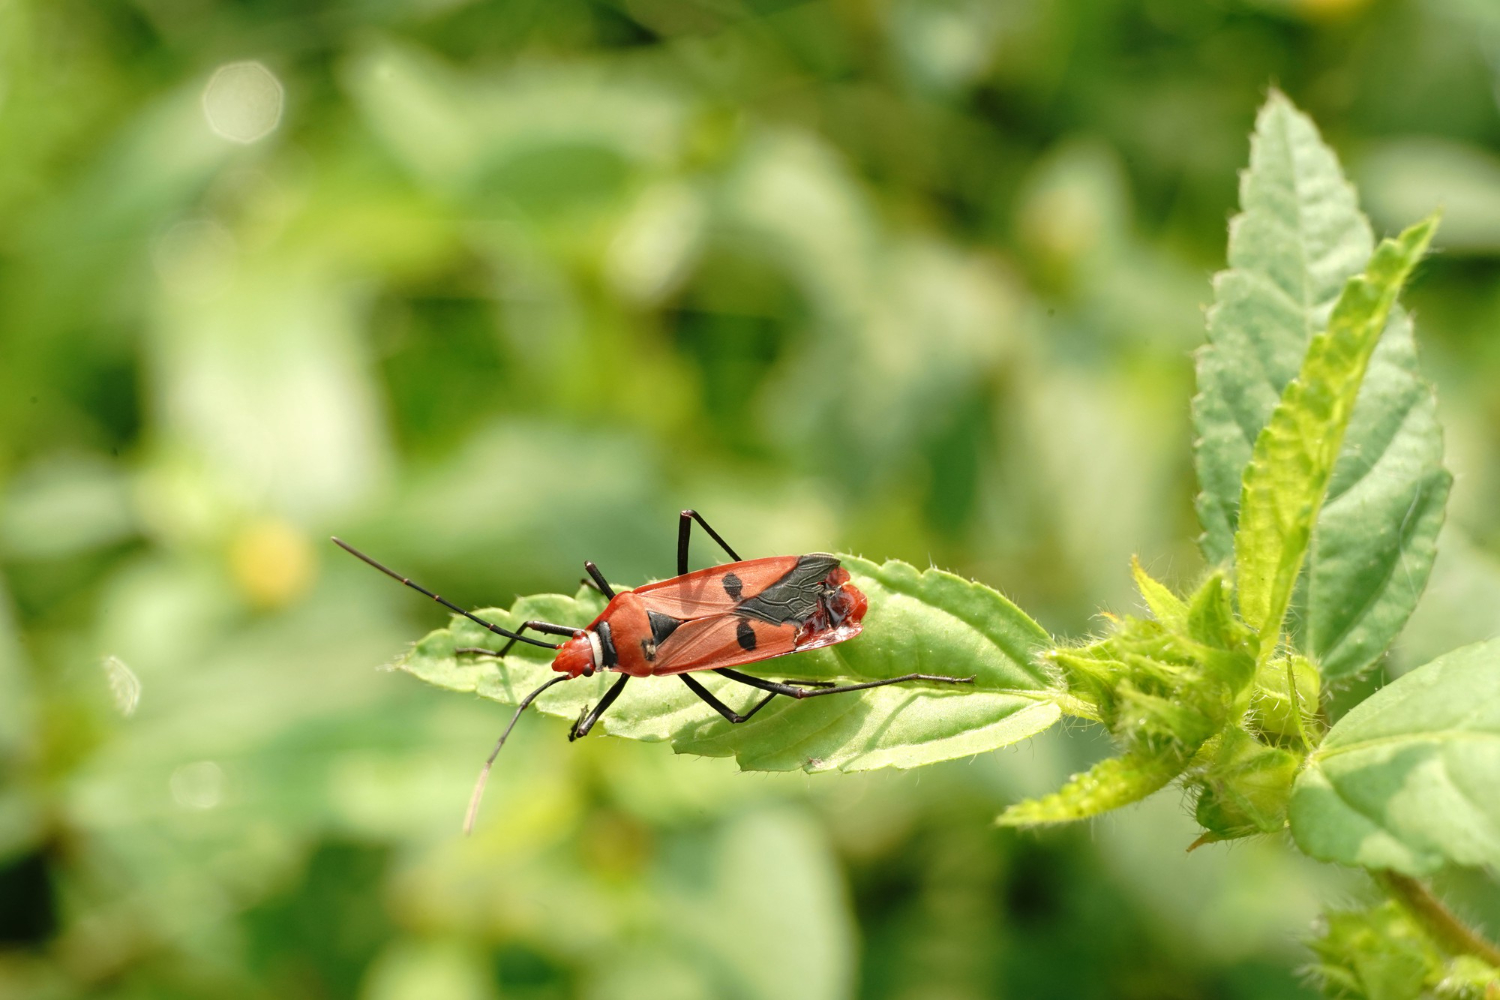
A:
568;674;630;741
678;674;833;724
714;667;975;700
678;508;742;575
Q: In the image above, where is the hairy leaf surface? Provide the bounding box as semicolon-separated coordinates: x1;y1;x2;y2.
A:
1233;216;1437;651
1289;638;1500;875
1195;92;1449;680
398;556;1062;773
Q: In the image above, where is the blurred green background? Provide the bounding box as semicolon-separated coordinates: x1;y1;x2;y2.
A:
3;0;1500;997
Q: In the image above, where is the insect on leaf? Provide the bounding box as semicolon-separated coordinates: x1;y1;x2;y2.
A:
398;556;1064;774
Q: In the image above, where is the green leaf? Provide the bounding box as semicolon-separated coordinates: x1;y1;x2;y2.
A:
1131;556;1187;627
1234;215;1438;648
995;751;1181;826
1289;638;1500;876
1305;307;1452;681
1195;90;1374;566
1195;91;1450;681
397;556;1062;773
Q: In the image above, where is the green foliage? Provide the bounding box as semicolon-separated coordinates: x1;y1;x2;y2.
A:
1193;727;1301;842
1310;901;1445;1000
10;2;1500;997
1249;653;1321;743
1000;570;1259;825
1309;900;1500;1000
400;557;1063;773
994;751;1182;826
1289;638;1500;877
1195;94;1451;682
1234;214;1438;653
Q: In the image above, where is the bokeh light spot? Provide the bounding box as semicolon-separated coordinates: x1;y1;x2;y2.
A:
170;761;225;810
202;61;284;143
228;517;317;610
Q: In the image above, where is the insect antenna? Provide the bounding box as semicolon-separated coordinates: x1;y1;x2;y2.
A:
331;538;559;651
464;673;572;835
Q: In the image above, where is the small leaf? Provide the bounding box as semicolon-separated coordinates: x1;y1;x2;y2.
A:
1289;638;1500;876
1008;574;1265;831
1234;215;1438;645
398;556;1063;774
996;751;1182;826
1131;556;1186;627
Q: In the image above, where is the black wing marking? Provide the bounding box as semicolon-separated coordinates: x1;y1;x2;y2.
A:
734;554;840;626
647;610;684;646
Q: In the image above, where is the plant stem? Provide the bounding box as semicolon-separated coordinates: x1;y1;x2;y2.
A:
1375;870;1500;967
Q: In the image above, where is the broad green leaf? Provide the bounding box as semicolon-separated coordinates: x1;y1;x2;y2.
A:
1234;216;1438;649
1195;91;1450;681
397;556;1062;773
1195;90;1374;565
1289;638;1500;876
1306;308;1451;680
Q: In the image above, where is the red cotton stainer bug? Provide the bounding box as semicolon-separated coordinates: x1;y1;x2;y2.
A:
333;510;973;832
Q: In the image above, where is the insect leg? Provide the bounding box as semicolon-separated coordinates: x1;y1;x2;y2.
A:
677;509;742;576
569;674;630;741
680;673;779;724
714;668;975;699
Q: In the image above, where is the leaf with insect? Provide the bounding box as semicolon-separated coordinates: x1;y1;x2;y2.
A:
398;556;1063;773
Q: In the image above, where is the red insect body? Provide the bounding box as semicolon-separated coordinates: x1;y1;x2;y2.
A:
549;555;868;679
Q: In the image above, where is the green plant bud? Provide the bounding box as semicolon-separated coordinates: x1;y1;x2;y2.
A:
1192;726;1301;842
1251;654;1321;742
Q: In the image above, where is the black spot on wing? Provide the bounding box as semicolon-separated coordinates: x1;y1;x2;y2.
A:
735;554;841;626
736;619;756;651
647;610;684;645
722;572;743;601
